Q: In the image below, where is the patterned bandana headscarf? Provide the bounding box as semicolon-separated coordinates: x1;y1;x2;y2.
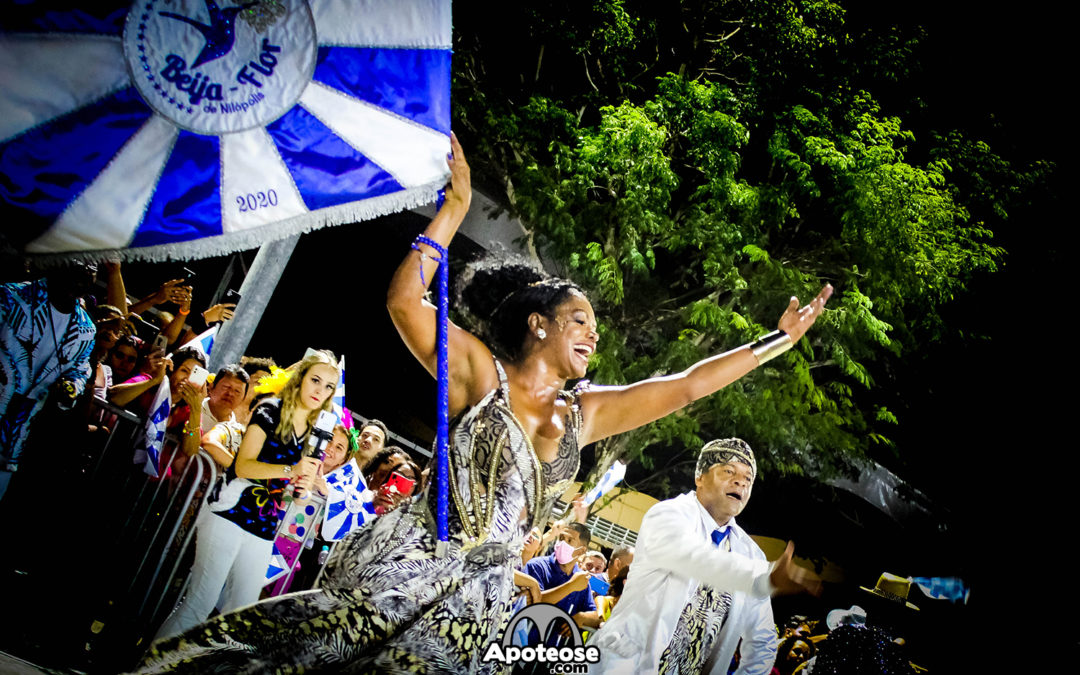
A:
695;438;756;481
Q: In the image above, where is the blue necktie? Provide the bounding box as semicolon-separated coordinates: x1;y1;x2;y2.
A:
711;528;729;547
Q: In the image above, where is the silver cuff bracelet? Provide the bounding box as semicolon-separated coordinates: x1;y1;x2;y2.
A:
750;330;793;365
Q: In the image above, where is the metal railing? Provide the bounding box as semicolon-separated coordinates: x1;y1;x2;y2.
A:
18;398;220;672
552;500;640;549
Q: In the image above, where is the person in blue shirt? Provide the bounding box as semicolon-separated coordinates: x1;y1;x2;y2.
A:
523;521;600;629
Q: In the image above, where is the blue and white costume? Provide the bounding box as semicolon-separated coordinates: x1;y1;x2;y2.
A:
1;278;95;498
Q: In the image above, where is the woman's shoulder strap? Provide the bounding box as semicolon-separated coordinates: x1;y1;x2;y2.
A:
492;356;510;390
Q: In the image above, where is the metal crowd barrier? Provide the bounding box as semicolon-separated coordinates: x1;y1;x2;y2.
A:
74;399;219;672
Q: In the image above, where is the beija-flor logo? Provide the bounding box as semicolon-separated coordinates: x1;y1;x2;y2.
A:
123;0;316;135
484;603;601;673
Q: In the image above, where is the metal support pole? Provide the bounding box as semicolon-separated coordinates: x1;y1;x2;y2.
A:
209;235;299;370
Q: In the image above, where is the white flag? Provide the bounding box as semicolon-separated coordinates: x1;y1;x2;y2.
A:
133;379;171;478
178;325;217;360
584;460;627;506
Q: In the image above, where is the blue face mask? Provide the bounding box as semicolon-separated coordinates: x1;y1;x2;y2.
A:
554;539;577;565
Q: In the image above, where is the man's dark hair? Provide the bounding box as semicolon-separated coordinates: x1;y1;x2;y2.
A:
361;418;389;439
214;363;250;394
171;345;207;369
240;356;276;377
363;445;409;482
567;521;592;548
783;615;809;631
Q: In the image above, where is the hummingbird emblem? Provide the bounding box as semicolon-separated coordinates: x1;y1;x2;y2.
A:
159;1;257;69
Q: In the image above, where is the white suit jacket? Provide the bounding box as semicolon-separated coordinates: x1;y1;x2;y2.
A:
588;492;778;674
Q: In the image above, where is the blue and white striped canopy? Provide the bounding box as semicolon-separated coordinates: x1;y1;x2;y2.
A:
0;0;451;261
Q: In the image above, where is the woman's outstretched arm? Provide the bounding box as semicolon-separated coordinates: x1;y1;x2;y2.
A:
578;285;833;446
386;134;496;414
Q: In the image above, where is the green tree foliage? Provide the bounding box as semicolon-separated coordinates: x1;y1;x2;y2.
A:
452;0;1046;495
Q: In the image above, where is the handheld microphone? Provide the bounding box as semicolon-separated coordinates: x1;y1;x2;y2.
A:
294;410;337;498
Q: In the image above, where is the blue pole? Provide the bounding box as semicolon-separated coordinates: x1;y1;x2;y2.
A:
411;192;449;553
434;231;450;550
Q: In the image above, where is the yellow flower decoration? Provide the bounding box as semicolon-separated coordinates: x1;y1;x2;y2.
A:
254;365;293;395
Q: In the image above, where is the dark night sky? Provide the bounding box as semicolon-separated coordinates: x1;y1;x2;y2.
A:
837;5;1070;668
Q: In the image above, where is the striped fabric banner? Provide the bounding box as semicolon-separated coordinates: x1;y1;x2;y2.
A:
1;0;451;262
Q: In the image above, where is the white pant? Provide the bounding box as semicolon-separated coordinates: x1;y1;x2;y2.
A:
154;509;273;641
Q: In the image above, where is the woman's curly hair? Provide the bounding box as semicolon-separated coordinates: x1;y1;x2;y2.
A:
457;256;584;363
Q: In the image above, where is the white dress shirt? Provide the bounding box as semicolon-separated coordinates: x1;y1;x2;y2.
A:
588;491;778;674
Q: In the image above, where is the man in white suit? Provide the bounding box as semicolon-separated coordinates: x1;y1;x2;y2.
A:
587;438;818;674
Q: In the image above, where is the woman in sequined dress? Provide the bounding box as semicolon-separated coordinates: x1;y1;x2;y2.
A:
137;135;831;674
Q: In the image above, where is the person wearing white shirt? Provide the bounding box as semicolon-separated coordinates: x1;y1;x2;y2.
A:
200;364;249;432
588;438;819;674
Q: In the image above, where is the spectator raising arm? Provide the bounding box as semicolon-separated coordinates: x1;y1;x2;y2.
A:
102;260;128;316
202;303;235;325
233;424;322;482
569;492;589;524
160;285;192;347
572;609;602;629
129;278;186;317
108;352;168;407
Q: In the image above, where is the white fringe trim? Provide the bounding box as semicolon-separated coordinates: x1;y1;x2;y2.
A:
26;181;444;265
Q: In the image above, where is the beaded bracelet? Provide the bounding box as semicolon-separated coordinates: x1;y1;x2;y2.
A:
411;235;447;286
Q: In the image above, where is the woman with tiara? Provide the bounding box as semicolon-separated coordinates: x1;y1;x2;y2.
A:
138;135;831;674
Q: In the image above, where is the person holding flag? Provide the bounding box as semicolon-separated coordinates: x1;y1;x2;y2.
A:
114;345;207;477
139;136;831;674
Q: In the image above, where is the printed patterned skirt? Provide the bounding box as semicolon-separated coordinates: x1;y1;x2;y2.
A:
137;502;519;674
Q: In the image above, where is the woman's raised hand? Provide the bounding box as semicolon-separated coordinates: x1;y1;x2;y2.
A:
151;278;184;306
179;380;206;409
149;351;169;381
203;303;236;324
444;132;471;212
777;284;833;342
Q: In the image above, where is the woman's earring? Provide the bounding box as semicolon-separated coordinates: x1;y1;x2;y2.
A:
536;328;547;340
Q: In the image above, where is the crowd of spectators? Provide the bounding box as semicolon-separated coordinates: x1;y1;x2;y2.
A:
0;262;427;667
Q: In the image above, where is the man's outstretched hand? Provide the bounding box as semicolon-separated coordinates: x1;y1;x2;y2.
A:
769;541;822;597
